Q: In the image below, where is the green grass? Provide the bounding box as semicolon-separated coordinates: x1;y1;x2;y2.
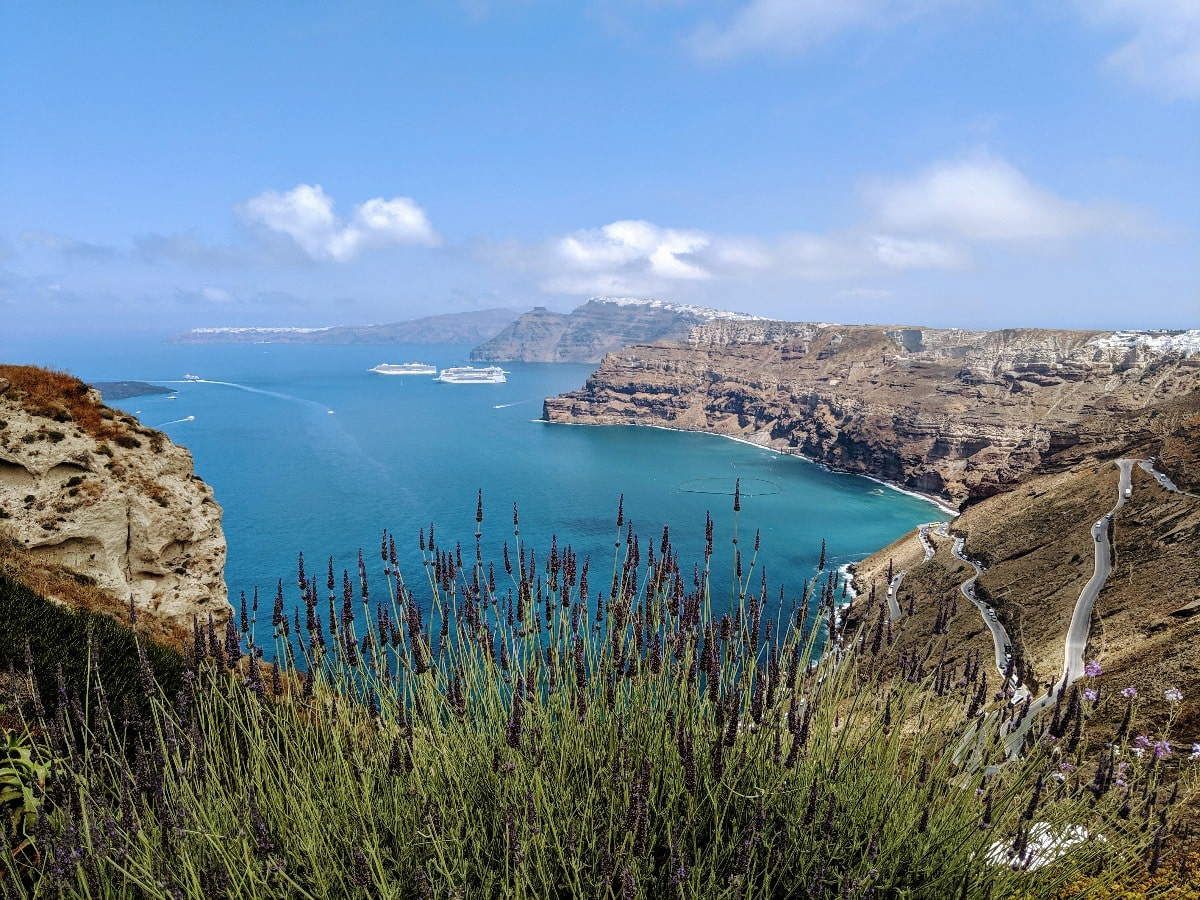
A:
0;574;185;721
1;496;1192;898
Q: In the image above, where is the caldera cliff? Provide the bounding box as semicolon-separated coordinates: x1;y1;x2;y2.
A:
0;366;230;637
543;322;1200;506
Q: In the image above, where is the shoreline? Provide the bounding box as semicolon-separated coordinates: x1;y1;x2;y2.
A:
538;417;961;518
836;562;858;601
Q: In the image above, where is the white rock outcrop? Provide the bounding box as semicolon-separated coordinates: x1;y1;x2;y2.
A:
0;373;229;630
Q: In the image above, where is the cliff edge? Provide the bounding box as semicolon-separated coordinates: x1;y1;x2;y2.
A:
0;366;230;635
544;323;1200;506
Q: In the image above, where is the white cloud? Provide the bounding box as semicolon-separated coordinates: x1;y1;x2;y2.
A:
863;157;1110;242
687;0;963;60
523;220;965;297
242;184;438;261
21;230;117;260
552;219;710;286
871;234;967;269
200;286;233;303
500;155;1141;298
1077;0;1200;100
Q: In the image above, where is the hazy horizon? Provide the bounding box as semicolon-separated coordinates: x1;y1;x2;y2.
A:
2;1;1197;340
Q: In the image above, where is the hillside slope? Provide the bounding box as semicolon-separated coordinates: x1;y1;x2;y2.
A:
851;453;1200;748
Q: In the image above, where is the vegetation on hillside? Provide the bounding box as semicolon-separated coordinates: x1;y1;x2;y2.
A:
0;365;161;451
0;490;1195;897
0;574;186;725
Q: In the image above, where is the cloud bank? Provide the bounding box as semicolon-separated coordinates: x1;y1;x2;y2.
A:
863;157;1111;242
687;0;964;60
1079;0;1200;100
242;184;439;261
687;0;1199;99
509;155;1122;296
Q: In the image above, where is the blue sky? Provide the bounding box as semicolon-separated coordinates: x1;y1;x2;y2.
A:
1;0;1197;336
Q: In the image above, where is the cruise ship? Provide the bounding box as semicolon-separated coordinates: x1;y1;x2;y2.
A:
369;362;437;376
435;366;508;384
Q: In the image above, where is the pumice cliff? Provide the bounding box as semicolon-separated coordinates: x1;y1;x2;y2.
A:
0;366;230;632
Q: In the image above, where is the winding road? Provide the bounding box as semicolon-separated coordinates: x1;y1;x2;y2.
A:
1000;459;1137;757
1137;459;1197;498
1061;459;1134;687
885;523;940;622
948;535;1025;698
918;523;938;561
886;570;905;621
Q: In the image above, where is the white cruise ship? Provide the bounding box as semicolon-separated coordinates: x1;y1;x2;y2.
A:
369;362;437;376
435;366;507;384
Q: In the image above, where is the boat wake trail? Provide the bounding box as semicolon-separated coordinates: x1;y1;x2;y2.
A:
158;379;334;413
494;399;535;409
156;415;195;427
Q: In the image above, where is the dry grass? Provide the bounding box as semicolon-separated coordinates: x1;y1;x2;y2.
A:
0;365;166;452
0;536;189;649
0;365;122;441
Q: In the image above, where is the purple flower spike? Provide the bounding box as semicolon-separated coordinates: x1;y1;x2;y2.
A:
1084;659;1102;678
1121;686;1138;699
1083;688;1097;702
1164;687;1183;703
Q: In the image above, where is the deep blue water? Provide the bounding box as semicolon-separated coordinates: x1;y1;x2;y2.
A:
1;337;939;648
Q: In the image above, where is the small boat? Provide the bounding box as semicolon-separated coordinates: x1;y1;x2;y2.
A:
183;374;202;381
435;366;507;384
369;362;437;376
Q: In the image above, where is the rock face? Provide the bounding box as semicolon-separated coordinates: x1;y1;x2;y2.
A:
470;298;767;363
175;307;520;345
544;323;1200;506
0;366;230;631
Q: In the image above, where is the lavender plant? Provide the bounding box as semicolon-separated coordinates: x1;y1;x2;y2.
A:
1;491;1194;898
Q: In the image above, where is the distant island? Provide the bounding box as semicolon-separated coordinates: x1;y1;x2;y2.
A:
173;307;521;346
470;296;768;363
90;380;176;401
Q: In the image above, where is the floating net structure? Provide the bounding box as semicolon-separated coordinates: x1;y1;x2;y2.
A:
676;476;781;497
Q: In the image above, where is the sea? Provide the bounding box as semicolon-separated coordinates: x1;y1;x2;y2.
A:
2;337;943;649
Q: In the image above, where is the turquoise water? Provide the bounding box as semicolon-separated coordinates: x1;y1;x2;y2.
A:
2;338;939;647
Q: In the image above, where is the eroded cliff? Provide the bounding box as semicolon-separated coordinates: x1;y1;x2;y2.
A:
544;323;1200;505
0;366;230;634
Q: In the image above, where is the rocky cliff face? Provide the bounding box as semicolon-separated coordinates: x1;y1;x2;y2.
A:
544;324;1200;506
0;366;230;632
470;297;767;363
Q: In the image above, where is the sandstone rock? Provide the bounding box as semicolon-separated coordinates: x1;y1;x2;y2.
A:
0;367;229;631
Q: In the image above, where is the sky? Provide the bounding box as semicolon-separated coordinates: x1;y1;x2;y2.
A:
1;0;1197;337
